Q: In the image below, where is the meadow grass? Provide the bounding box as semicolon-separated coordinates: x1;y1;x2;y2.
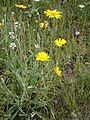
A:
0;0;90;120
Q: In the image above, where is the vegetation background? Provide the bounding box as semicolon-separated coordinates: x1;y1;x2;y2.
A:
0;0;90;120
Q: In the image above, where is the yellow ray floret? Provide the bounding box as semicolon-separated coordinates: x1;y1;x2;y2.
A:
36;52;50;61
54;38;67;47
15;4;27;9
44;9;62;19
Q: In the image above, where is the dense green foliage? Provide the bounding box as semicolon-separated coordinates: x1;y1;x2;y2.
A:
0;0;90;120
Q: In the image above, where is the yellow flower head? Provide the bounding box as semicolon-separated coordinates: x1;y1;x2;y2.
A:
36;52;50;61
44;9;62;19
54;38;67;47
15;4;27;9
39;21;49;29
54;66;62;76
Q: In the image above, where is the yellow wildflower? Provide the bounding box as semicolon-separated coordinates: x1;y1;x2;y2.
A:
54;66;62;76
54;38;67;47
15;4;27;9
36;52;49;61
44;9;62;19
39;21;48;29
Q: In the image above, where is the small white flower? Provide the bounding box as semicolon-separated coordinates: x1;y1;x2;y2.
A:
75;31;80;36
9;31;14;36
34;44;40;48
9;31;15;39
9;43;16;49
34;0;40;2
79;4;85;8
11;12;15;15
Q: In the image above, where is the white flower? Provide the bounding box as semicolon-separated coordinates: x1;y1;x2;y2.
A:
11;12;15;15
79;4;85;8
9;43;16;49
75;31;80;36
9;31;14;36
9;31;15;39
34;44;40;48
34;0;40;1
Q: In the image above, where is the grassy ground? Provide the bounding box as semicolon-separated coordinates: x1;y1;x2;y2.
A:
0;0;90;120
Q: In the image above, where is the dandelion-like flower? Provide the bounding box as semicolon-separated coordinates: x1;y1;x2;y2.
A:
15;4;27;9
44;9;62;19
54;66;62;76
54;38;67;47
36;52;49;61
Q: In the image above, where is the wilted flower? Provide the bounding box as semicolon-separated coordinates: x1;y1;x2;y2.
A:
39;21;49;29
44;9;62;19
9;43;16;49
39;22;44;28
36;52;49;61
54;66;62;76
15;4;27;9
79;4;85;8
54;38;67;47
